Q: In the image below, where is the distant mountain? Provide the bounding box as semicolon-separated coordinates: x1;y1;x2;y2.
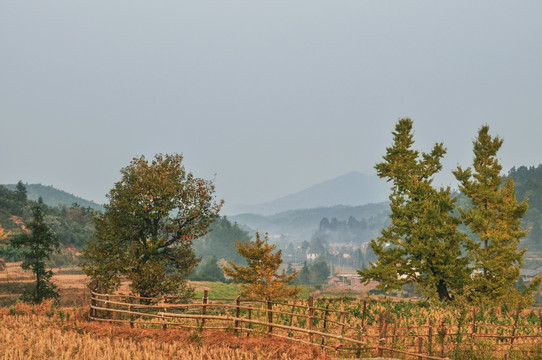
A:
3;183;104;212
229;171;390;216
230;202;390;244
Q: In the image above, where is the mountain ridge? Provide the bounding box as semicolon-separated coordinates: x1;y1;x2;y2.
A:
228;171;389;216
2;183;104;212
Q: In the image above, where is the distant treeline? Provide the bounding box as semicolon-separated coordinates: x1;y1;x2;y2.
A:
2;183;104;212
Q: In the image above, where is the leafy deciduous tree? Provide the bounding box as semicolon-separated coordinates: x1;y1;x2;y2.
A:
358;118;469;301
82;154;223;298
11;205;60;303
222;232;300;300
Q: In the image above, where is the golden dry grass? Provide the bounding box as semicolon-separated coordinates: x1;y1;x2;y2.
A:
0;302;330;360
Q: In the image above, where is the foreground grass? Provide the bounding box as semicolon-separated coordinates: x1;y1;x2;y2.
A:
0;302;329;360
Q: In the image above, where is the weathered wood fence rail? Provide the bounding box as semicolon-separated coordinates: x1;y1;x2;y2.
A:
90;292;542;359
90;290;374;356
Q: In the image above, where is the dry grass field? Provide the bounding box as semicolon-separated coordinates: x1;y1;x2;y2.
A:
0;262;90;306
0;301;329;360
0;263;330;359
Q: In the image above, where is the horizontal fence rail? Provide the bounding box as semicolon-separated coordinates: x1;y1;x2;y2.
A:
89;291;542;359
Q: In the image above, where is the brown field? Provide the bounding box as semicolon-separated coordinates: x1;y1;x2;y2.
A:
0;262;90;306
0;264;331;359
0;262;227;306
0;301;329;360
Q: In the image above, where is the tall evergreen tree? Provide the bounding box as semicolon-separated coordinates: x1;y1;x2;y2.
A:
454;126;531;303
295;262;311;285
222;232;300;300
358;118;469;301
11;205;60;303
15;180;27;203
193;256;226;282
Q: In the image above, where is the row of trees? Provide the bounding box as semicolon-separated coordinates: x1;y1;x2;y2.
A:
359;119;541;304
3;157;308;303
13;120;539;305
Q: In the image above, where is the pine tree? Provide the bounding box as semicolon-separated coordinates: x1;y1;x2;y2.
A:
222;232;300;300
454;126;531;303
295;262;311;285
15;180;27;203
358;118;469;301
11;205;60;303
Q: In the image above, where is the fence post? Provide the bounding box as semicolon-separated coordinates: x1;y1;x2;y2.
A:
247;308;252;337
288;300;296;335
439;320;447;358
235;296;241;334
356;324;363;358
377;315;388;358
162;296;167;330
471;308;476;337
106;294;112;323
308;296;314;343
391;316;398;355
508;301;522;355
201;290;208;328
129;297;134;328
418;336;424;356
267;298;273;333
428;319;433;356
90;292;95;318
321;302;330;349
361;299;367;329
339;311;346;338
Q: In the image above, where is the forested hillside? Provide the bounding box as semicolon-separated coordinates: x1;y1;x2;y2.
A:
0;184;95;262
509;165;542;255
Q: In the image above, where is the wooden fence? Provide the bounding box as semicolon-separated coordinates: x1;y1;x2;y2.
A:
89;292;542;359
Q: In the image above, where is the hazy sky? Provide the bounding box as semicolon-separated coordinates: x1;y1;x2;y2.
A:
1;1;541;212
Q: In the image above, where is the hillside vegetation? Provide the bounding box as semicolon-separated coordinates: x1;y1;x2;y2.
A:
0;184;94;264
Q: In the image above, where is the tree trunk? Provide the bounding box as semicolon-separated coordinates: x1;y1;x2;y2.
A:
437;280;451;301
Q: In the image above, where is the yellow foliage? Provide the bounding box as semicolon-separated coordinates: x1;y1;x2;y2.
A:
0;226;8;241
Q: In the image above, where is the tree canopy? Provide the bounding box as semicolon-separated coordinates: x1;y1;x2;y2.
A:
82;154;223;298
358;118;469;301
192;216;251;264
454;126;533;304
223;232;300;300
11;205;60;303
